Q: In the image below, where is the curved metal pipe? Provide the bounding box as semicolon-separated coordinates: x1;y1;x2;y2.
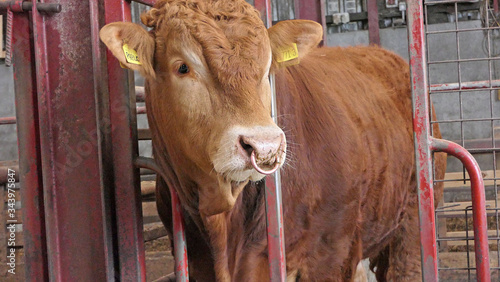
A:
134;156;189;281
430;138;490;281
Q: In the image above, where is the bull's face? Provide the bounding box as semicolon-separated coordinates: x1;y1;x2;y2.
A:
100;1;322;215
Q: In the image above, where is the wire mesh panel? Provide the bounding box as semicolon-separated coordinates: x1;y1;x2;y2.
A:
422;0;500;280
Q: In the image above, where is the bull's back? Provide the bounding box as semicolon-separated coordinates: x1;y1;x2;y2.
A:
276;46;418;262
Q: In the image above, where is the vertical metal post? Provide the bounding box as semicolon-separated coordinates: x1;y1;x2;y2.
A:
133;156;189;281
253;1;288;280
406;0;438;280
367;0;380;45
254;0;272;26
31;0;113;280
296;0;327;45
12;10;49;282
103;0;146;280
407;0;491;281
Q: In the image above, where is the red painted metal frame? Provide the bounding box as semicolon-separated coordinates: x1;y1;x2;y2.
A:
103;0;147;280
29;0;115;280
253;0;272;26
8;0;148;279
11;9;49;281
253;1;287;280
407;0;491;281
367;0;380;45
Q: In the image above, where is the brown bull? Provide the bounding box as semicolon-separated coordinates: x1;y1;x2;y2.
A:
100;0;446;280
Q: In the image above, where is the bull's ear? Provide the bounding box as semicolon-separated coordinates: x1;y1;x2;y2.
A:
100;22;155;78
267;20;323;69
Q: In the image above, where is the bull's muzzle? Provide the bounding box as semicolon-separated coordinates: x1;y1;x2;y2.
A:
237;131;285;174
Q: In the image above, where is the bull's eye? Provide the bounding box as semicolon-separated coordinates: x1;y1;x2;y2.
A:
178;64;190;74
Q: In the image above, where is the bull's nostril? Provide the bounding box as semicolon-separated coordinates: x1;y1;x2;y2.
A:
239;137;254;156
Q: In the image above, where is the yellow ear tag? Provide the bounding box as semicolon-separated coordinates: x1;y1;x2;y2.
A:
277;43;299;63
122;44;141;65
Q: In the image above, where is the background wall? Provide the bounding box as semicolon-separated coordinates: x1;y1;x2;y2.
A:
0;64;17;162
327;20;500;172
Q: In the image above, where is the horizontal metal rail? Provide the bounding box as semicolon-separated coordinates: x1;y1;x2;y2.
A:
425;0;482;5
428;56;500;65
430;79;500;92
0;1;61;13
426;26;500;35
431;117;500;123
0;116;16;125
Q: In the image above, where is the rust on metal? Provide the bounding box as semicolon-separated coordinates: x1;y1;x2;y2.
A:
11;8;49;281
406;0;438;280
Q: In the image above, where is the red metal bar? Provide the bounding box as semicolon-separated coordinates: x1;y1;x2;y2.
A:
265;175;286;282
296;0;327;45
12;10;49;281
0;116;16;125
254;2;287;280
406;0;438;280
32;0;112;280
367;0;380;45
430;79;500;92
0;1;62;13
431;139;491;281
494;0;498;14
134;157;189;280
253;0;272;27
89;0;118;278
103;0;146;280
408;0;492;280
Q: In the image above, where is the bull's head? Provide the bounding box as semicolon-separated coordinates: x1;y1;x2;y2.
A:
100;0;322;216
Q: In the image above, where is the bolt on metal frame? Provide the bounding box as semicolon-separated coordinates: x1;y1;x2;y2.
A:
407;0;493;281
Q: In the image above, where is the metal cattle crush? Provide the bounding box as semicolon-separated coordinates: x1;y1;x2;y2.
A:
0;0;495;281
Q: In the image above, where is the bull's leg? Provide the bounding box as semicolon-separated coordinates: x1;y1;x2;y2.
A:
386;205;422;281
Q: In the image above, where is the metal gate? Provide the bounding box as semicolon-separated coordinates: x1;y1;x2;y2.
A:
408;0;497;281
